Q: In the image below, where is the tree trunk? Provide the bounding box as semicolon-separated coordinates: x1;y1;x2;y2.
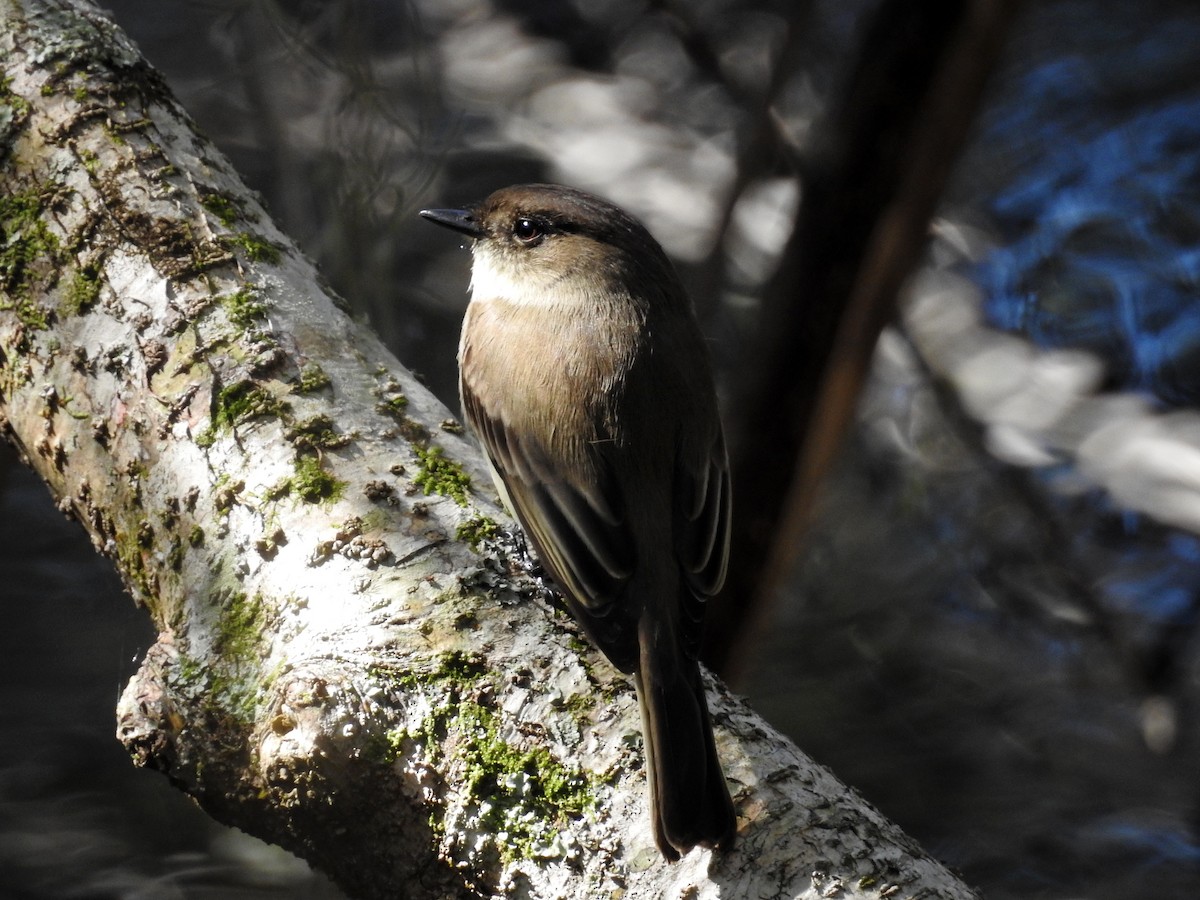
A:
0;1;979;898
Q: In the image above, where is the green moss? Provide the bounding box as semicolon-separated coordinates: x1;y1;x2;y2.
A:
428;649;488;685
176;652;204;688
413;446;470;507
349;510;384;537
1;76;31;120
216;591;261;650
213;380;289;430
187;525;205;547
295;363;331;393
211;590;270;722
398;418;431;443
3;297;49;330
0;186;61;329
376;393;408;417
560;697;600;745
201;192;243;227
457;702;592;829
360;729;403;765
113;536;147;595
222;231;281;264
57;390;90;421
64;264;101;315
381;651;595;861
78;147;99;174
386;729;408;760
221;288;267;329
215;591;264;660
159;501;179;533
373;649;488;694
166;536;185;571
108;511;162;607
285;414;350;452
212;475;244;515
289;455;345;504
455;514;500;550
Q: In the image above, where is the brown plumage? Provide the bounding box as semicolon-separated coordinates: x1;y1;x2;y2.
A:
421;184;735;860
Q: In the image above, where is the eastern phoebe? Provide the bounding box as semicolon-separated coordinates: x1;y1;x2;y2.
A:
421;184;735;860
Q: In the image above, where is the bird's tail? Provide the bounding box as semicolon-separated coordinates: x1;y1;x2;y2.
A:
634;616;736;861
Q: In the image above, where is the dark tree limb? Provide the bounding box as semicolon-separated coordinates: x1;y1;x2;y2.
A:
710;0;1024;678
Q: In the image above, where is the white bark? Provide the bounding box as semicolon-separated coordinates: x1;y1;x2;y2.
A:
0;1;979;898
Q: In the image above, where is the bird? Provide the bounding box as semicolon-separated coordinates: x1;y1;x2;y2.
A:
420;183;735;861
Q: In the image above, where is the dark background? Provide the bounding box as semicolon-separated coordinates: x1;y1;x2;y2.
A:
3;0;1200;897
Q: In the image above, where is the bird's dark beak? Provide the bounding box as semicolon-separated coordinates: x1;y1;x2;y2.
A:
419;207;486;239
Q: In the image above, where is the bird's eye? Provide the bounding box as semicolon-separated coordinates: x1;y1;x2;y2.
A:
512;217;544;245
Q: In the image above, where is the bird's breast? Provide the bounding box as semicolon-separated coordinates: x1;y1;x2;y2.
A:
459;295;639;458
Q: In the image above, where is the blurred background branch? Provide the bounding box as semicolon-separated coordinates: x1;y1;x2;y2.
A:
708;0;1022;676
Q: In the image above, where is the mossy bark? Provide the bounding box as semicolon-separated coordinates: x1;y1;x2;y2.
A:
0;2;980;899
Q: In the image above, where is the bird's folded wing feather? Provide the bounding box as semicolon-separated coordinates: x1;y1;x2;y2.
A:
674;432;731;656
463;382;641;661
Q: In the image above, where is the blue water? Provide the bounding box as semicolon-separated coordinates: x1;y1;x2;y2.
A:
973;12;1200;406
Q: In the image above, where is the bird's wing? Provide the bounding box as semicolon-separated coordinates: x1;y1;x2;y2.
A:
673;429;731;657
462;380;639;666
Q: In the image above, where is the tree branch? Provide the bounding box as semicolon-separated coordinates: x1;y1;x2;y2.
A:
1;1;979;897
711;0;1023;677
